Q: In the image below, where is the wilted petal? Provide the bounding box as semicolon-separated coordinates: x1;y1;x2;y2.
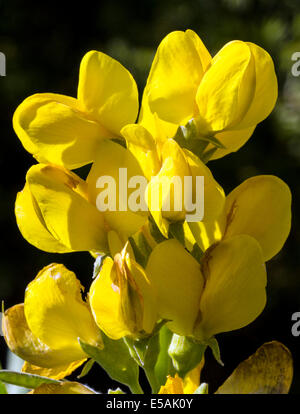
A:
216;341;293;394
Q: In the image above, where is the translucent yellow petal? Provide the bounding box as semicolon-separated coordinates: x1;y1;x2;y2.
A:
121;124;161;179
27;164;108;253
188;217;225;252
183;149;225;222
15;183;71;253
216;341;293;394
234;42;278;130
146;239;204;336
2;304;86;371
195;235;267;340
24;264;103;362
22;360;86;381
13;93;111;169
223;175;292;261
78;50;138;135
30;382;96;394
147;30;211;125
159;374;185;394
87;140;147;240
89;257;132;340
196;41;255;132
208;126;256;160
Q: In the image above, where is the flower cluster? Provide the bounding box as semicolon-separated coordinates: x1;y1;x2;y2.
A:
1;30;293;394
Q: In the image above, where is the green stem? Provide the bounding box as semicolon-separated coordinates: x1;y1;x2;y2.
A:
143;366;160;394
130;382;144;394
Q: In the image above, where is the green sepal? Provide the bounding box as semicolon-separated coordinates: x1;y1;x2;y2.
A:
77;358;95;379
0;370;60;389
93;254;108;279
79;335;143;394
153;326;176;389
205;337;224;366
168;334;206;378
129;230;152;268
148;215;167;244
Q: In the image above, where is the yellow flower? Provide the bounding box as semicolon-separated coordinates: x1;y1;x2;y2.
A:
159;341;293;394
13;51;139;169
146;236;266;340
89;244;158;340
2;263;102;380
15;139;147;254
141;30;277;159
188;175;292;262
122;124;225;237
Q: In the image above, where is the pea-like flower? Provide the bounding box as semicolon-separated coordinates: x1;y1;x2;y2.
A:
122;124;225;237
15;139;147;254
140;30;277;159
89;244;158;340
13;51;139;169
146;235;267;340
188;175;292;262
2;264;102;379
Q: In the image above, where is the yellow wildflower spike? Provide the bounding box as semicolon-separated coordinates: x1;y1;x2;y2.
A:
13;51;138;169
24;264;103;363
216;341;293;394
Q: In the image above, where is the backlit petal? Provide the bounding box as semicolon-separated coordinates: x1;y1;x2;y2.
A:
24;264;102;362
78;50;138;136
195;235;267;340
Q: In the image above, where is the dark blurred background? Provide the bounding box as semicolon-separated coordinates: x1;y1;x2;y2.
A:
0;0;299;394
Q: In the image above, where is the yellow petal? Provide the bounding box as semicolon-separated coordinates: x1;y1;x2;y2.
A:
89;257;131;340
2;304;86;373
159;374;185;394
196;41;255;133
27;164;108;253
15;183;71;253
22;360;86;381
216;341;293;394
13;93;111;169
90;252;157;339
223;175;292;261
121;124;161;179
146;30;211;125
234;42;278;130
183;359;204;394
207;126;256;160
195;235;267;340
87;140;147;241
146;239;204;336
183;148;225;222
30;382;96;394
24;264;102;362
78;50;138;136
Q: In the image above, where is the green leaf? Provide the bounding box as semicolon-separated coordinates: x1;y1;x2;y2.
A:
168;334;206;378
108;387;126;394
77;358;95;379
0;370;60;389
79;335;143;394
